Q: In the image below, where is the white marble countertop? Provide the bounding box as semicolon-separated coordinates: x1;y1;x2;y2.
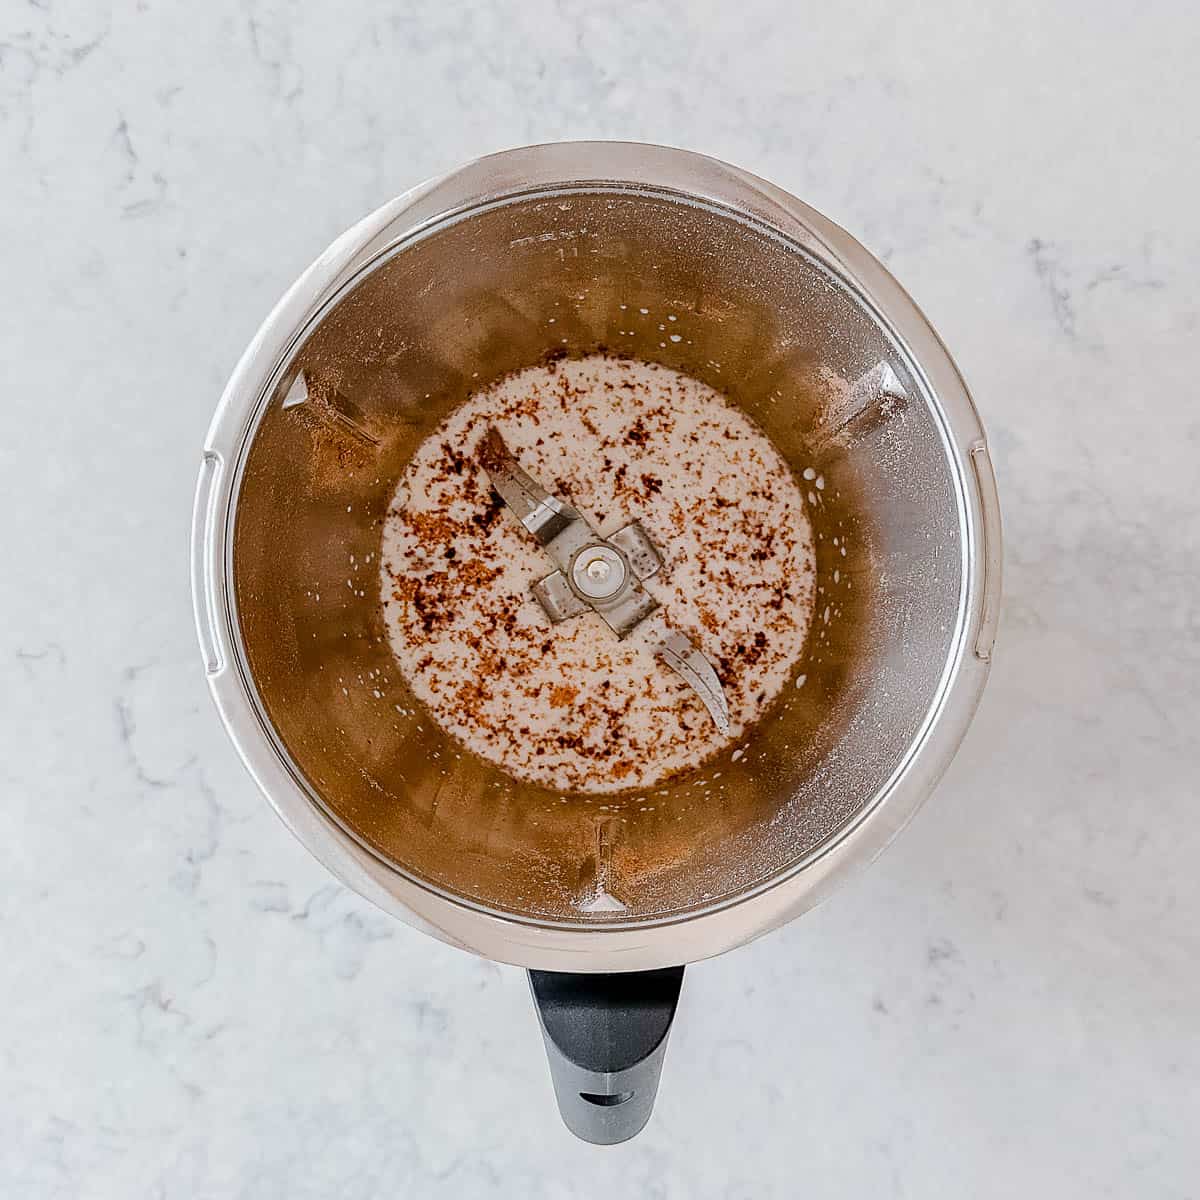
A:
3;1;1197;1195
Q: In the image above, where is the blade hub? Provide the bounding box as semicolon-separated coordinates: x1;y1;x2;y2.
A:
571;544;628;600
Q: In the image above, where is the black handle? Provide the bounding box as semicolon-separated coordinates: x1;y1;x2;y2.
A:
528;966;685;1144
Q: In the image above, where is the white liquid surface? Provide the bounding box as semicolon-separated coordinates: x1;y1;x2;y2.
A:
380;355;815;793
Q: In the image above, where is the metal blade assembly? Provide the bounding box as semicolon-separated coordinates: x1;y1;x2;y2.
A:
478;428;731;735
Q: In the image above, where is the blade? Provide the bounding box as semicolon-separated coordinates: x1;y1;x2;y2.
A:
478;427;580;546
607;521;663;581
656;630;731;736
479;429;732;734
531;570;591;623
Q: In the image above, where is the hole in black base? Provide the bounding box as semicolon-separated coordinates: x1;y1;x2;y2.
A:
580;1090;635;1107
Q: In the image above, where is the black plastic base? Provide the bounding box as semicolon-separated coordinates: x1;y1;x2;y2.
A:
528;966;685;1144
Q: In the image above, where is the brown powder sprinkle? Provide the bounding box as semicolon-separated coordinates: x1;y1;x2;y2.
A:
379;354;816;794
